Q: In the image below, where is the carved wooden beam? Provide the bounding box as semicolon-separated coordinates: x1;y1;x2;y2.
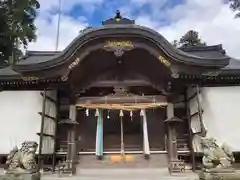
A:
76;95;167;104
89;80;151;87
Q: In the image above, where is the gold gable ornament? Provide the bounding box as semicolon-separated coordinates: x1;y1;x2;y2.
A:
103;40;134;57
21;76;39;82
158;55;171;67
69;57;80;70
104;41;134;48
115;10;122;22
115;18;121;22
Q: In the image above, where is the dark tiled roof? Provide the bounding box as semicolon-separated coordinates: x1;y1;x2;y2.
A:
0;11;239;81
180;45;240;71
0;44;238;77
222;58;240;70
179;45;227;59
18;51;60;65
16;44;230;66
11;25;229;72
0;66;20;76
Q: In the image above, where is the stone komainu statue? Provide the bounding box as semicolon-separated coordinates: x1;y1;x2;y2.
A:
5;141;38;174
201;137;235;171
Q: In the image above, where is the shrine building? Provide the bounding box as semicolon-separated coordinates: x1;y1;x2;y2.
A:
0;11;240;173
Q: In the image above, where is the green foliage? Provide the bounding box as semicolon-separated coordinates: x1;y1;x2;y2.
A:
0;0;40;66
172;40;179;48
173;30;206;48
179;30;206;47
230;0;240;18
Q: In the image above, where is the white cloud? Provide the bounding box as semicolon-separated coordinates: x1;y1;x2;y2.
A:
135;16;160;29
29;0;240;60
130;0;167;7
27;0;105;51
135;0;240;58
28;14;88;51
38;0;104;12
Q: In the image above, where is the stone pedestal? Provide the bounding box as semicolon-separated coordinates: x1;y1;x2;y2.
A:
0;172;41;180
199;170;240;180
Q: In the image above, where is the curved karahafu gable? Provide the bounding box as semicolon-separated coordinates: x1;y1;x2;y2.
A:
12;20;230;73
2;11;239;90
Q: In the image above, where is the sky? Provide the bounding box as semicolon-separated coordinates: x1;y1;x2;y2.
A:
28;0;240;58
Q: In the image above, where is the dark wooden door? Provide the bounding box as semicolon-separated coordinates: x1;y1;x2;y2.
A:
76;110;97;152
123;110;143;151
103;110;121;151
147;108;167;151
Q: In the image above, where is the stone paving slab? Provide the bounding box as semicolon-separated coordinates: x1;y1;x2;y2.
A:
42;168;199;180
1;168;198;180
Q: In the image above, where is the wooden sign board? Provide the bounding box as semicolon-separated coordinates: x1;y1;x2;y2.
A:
168;160;185;174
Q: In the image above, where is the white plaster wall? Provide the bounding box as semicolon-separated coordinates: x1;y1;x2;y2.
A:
0;91;42;154
201;86;240;152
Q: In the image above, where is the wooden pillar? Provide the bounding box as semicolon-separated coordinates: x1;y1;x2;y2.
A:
67;105;77;174
66;127;77;173
52;89;59;172
184;87;196;172
166;103;178;161
142;109;150;158
95;109;103;159
71;124;77;168
37;89;46;172
165;103;185;174
120;116;124;155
